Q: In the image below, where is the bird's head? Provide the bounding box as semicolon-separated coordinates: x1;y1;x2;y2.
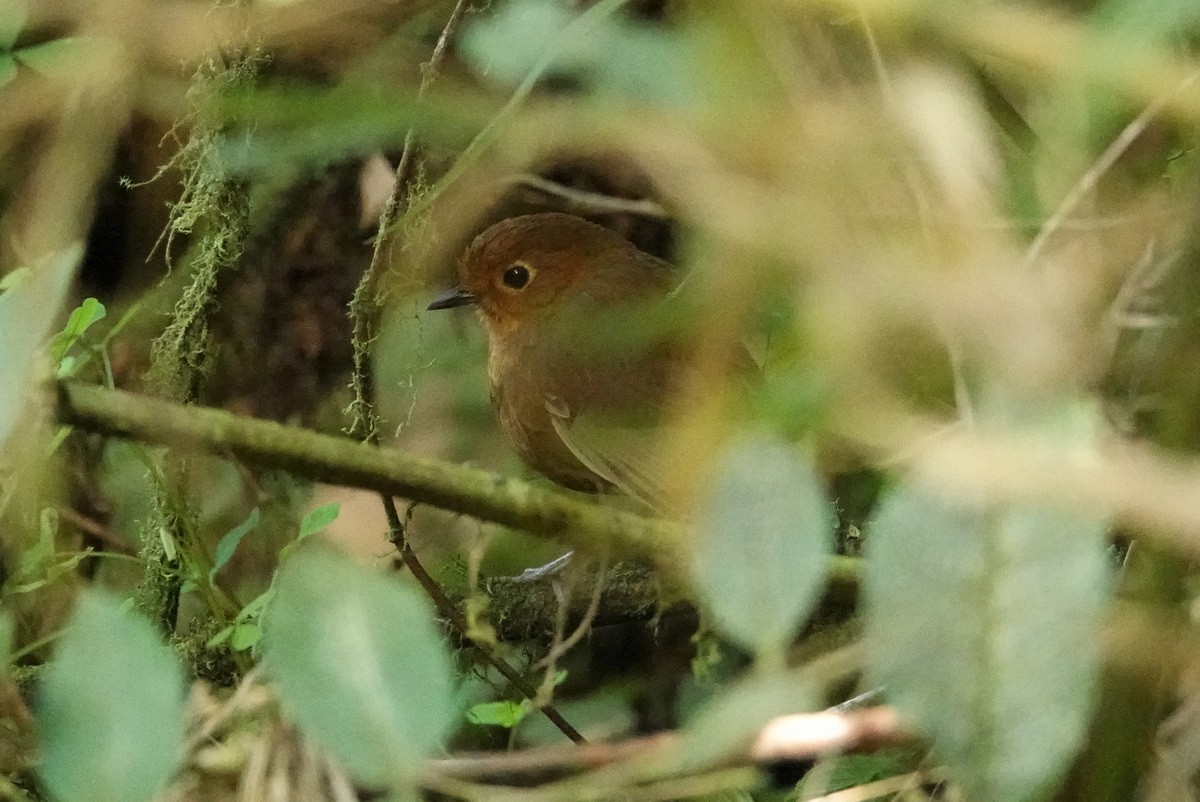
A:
428;213;646;335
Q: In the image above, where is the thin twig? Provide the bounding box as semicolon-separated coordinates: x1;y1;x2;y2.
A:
343;0;584;745
431;704;911;785
388;505;587;743
1021;69;1200;272
808;770;930;802
347;0;471;443
57;506;136;555
511;174;671;219
533;557;609;672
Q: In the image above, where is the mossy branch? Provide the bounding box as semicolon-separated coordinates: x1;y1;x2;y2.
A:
58;381;682;569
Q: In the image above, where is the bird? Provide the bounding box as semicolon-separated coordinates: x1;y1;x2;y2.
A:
427;212;687;512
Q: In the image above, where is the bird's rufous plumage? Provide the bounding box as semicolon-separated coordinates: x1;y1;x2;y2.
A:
428;213;683;508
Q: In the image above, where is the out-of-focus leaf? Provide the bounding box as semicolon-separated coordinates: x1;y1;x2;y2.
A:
863;397;1111;802
262;544;455;789
220;83;483;172
210;507;260;581
13;36;109;81
0;267;29;291
298;501;339;539
676;670;817;772
0;243;80;447
466;700;529;729
1090;0;1200;43
0;612;12;672
0;0;25;51
36;591;186;802
692;435;834;657
461;0;696;107
0;54;16;88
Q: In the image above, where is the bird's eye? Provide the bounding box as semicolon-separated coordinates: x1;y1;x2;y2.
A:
502;263;532;290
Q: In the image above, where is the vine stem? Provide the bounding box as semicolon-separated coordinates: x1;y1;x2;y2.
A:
343;0;586;744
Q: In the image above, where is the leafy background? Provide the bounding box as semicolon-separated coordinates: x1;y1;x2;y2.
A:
1;0;1199;800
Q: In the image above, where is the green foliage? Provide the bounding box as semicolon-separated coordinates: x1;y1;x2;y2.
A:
692;435;834;660
206;500;342;653
209;507;260;581
4;508;92;597
466;700;530;729
0;0;102;87
0;243;79;447
261;545;456;790
461;0;695;107
297;501;340;539
36;591;186;802
863;398;1112;802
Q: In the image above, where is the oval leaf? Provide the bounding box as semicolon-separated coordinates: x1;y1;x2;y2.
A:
298;501;340;539
36;590;186;802
262;545;455;789
863;484;1110;802
692;435;834;656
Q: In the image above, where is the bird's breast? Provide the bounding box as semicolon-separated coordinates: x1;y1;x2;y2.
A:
486;338;607;493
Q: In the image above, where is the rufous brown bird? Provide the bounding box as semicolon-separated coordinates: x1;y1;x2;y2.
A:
428;212;685;510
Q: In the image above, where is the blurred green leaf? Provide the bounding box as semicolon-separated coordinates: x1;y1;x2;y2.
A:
0;266;29;291
0;612;12;673
298;501;339;539
461;0;695;107
0;0;25;51
824;751;919;794
13;36;107;80
262;544;456;789
36;590;186;802
1090;0;1200;43
0;243;80;447
863;399;1110;802
210;507;260;581
692;435;834;658
677;670;816;772
0;53;15;88
219;83;482;172
466;700;529;728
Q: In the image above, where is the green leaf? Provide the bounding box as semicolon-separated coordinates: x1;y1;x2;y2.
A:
0;0;25;51
36;590;186;802
206;625;234;648
13;36;108;80
0;243;80;447
50;297;106;362
262;544;456;788
229;623;261;652
692;435;834;657
0;612;12;673
461;0;694;107
0;266;29;292
676;670;817;772
210;507;260;581
863;475;1110;801
298;501;339;539
0;54;15;88
466;700;529;729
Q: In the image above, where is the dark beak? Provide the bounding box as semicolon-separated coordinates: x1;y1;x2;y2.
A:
427;286;476;311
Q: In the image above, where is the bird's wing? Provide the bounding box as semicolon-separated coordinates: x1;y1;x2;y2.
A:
546;396;672;513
